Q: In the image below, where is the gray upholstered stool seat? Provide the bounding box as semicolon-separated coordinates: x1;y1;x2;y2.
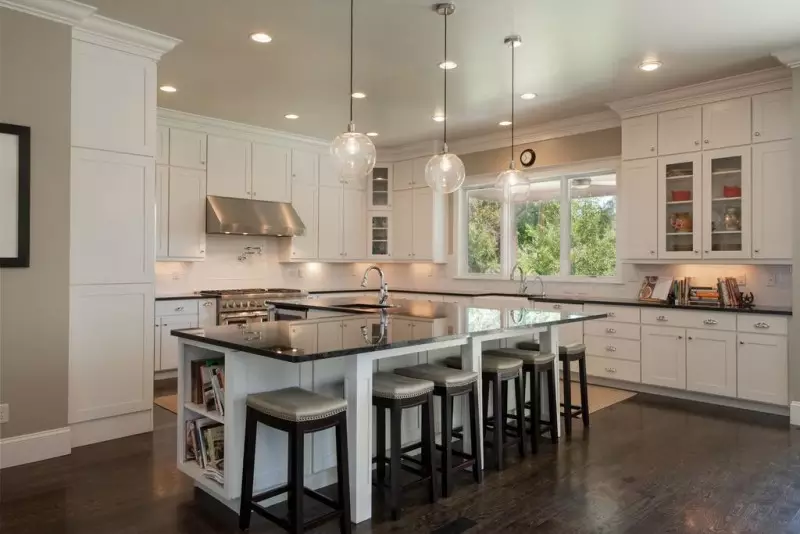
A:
443;353;522;380
484;348;556;367
517;341;586;360
372;372;435;400
394;364;478;389
246;387;347;423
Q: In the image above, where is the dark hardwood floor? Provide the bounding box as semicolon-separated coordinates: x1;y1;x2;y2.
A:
2;394;800;533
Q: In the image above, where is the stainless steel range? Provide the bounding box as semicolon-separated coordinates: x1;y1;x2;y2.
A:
198;288;307;325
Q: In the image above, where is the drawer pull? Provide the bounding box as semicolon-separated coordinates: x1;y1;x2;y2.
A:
553;304;562;309
604;367;617;373
607;312;616;318
605;328;617;334
754;322;770;329
656;315;667;322
202;301;213;307
175;306;184;312
703;319;718;325
605;345;617;352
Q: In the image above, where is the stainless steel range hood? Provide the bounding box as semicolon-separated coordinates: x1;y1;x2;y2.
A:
206;196;305;237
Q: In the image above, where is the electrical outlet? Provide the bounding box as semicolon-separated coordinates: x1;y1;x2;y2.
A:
736;273;746;287
0;404;9;424
171;272;181;281
766;273;777;287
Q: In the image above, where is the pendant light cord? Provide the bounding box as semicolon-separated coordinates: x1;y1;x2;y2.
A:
443;9;448;147
510;40;515;164
349;0;354;124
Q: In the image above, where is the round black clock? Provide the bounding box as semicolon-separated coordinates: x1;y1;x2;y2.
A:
520;148;536;167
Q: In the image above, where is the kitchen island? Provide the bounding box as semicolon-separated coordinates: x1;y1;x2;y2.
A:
172;298;606;523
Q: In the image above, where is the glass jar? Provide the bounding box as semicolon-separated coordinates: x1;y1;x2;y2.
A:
723;207;741;231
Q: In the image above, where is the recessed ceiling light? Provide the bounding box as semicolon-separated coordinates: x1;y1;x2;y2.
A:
159;85;177;93
250;32;272;43
351;92;367;99
438;60;457;70
520;93;537;100
284;114;299;119
432;114;446;122
638;60;662;72
366;132;379;137
499;120;512;126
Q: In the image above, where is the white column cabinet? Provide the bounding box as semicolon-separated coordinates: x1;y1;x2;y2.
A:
393;159;415;190
658;106;702;156
167;168;206;259
290;182;319;259
619;158;658;259
318;185;344;260
658;153;702;259
621;115;658;160
293;149;320;185
685;329;736;397
343;188;367;259
641;325;686;389
155;165;169;258
752;140;792;260
737;333;788;405
701;146;751;259
412;187;434;260
752;90;792;143
392;189;414;259
168;128;207;170
206;135;250;199
702;97;751;150
251;142;290;202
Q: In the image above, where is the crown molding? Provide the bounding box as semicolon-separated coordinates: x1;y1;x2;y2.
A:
607;67;791;119
774;47;800;69
0;0;96;25
158;108;331;151
73;15;181;60
379;139;441;162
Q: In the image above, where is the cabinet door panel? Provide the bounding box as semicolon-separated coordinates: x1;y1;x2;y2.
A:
290;182;318;259
168;168;206;259
702;97;751;150
368;212;392;259
412;157;428;188
368;165;393;209
701;147;751;259
293;149;319;185
641;325;686;389
412;187;434;260
251;142;290;202
622;115;658;160
160;316;196;371
619;158;658;259
343;188;366;259
752;90;792;143
198;299;217;327
318;185;344;260
686;329;736;397
342;318;368;348
206;135;250;199
393;159;414;190
155;165;169;259
393;189;414;259
658;106;702;155
737;333;788;405
658;153;702;259
169;128;207;170
156;126;170;165
752;140;792;259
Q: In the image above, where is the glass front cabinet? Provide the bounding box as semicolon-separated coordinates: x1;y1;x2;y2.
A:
368;164;393;210
658;153;702;259
367;211;392;259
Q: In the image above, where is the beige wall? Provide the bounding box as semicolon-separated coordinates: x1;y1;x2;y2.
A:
0;10;71;438
459;127;622;176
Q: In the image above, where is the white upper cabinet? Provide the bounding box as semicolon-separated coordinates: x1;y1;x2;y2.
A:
368;165;393;209
167;168;206;260
290;181;318;260
412;187;434;260
621;115;658;160
71;40;156;157
156;126;170;165
318;185;344;260
686;329;736;397
206;135;250;198
316;185;366;260
752;140;792;260
658;153;702;260
619;158;658;259
169;128;207;170
367;212;392;259
343;188;367;259
393;159;415;190
252;142;290;202
294;149;320;185
702;97;751;150
737;333;788;406
658;106;702;155
412;157;429;188
752;90;792;143
641;325;686;389
701;146;751;259
392;189;414;258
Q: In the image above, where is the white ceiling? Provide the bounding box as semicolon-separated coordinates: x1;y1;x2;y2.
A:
82;0;800;148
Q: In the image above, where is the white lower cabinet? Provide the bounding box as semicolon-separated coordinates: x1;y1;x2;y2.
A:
585;356;641;383
737;333;788;405
156;315;197;371
685;329;736;397
534;302;584;345
641;325;687;389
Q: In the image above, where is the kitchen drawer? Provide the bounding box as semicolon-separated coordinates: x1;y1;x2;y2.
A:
640;308;735;331
584;321;640;340
737;314;788;335
585;355;641;383
585;335;641;362
156;299;199;316
582;304;640;324
534;301;583;313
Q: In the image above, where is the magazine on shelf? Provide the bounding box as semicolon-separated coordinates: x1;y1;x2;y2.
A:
190;359;225;416
186;417;224;470
638;276;673;302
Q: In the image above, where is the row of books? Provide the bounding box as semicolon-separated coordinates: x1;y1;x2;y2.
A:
639;275;741;307
190;359;225;416
717;277;743;307
185;418;224;484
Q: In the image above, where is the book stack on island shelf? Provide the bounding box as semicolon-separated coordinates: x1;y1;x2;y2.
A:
185;418;224;485
190;359;225;416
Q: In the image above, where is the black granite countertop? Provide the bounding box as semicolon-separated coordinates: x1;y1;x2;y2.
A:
172;298;606;362
156;293;212;301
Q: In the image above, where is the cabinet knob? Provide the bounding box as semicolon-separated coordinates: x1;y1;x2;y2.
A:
687;336;693;341
754;131;761;137
607;312;616;318
605;367;617;374
704;250;710;254
605;328;616;334
252;191;257;197
704;139;709;144
650;250;655;255
754;249;760;254
739;340;745;345
650;146;655;152
175;306;184;312
553;304;562;309
656;315;667;322
200;249;205;254
677;335;683;340
694;140;700;146
693;250;699;255
605;345;617;352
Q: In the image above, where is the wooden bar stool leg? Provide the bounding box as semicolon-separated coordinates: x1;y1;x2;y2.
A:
579;355;590;428
389;405;402;520
289;427;304;534
375;405;386;487
421;393;438;503
514;373;525;457
530;370;540;454
335;413;352;534
238;407;258;531
492;376;504;470
468;383;483;483
441;393;454;498
501;380;509;445
562;356;573;437
546;369;558;444
482;379;490;433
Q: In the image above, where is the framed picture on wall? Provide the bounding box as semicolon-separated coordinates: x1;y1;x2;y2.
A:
0;123;31;268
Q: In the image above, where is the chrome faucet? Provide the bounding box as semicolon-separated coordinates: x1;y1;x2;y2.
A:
361;265;389;304
510;263;528;295
530;274;546;298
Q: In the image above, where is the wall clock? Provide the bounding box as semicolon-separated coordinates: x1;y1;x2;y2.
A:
520;148;536;168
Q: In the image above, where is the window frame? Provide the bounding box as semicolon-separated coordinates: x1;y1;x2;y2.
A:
456;157;622;283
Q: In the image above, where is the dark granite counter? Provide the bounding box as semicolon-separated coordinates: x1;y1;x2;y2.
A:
156;293;210;301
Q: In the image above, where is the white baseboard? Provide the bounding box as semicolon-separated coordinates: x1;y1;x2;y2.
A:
790;402;800;426
155;369;177;380
0;427;71;469
70;409;153;448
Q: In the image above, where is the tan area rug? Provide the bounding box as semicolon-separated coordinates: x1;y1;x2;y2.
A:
154;394;178;414
560;381;636;414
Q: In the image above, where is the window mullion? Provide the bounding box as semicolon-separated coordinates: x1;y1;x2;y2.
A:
560;177;571;277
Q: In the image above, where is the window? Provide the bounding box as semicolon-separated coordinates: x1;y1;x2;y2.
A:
459;164;618;281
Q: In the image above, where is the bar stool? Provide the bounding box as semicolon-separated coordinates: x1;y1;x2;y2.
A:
394;364;482;498
372;372;437;520
239;387;351;534
484;349;558;453
442;354;525;470
517;341;590;437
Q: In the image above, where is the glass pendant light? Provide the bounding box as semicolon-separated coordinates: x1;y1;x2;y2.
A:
494;34;525;192
331;0;376;184
425;3;465;194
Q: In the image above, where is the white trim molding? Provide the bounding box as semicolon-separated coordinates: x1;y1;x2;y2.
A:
791;401;800;426
774;47;800;69
70;409;153;448
0;0;96;25
73;15;181;60
0;427;71;469
608;67;792;119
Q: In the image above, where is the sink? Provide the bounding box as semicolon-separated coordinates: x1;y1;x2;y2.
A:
337;303;398;309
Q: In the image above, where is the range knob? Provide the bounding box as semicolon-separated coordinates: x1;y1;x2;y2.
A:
247;300;255;308
263;300;269;307
235;301;243;309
